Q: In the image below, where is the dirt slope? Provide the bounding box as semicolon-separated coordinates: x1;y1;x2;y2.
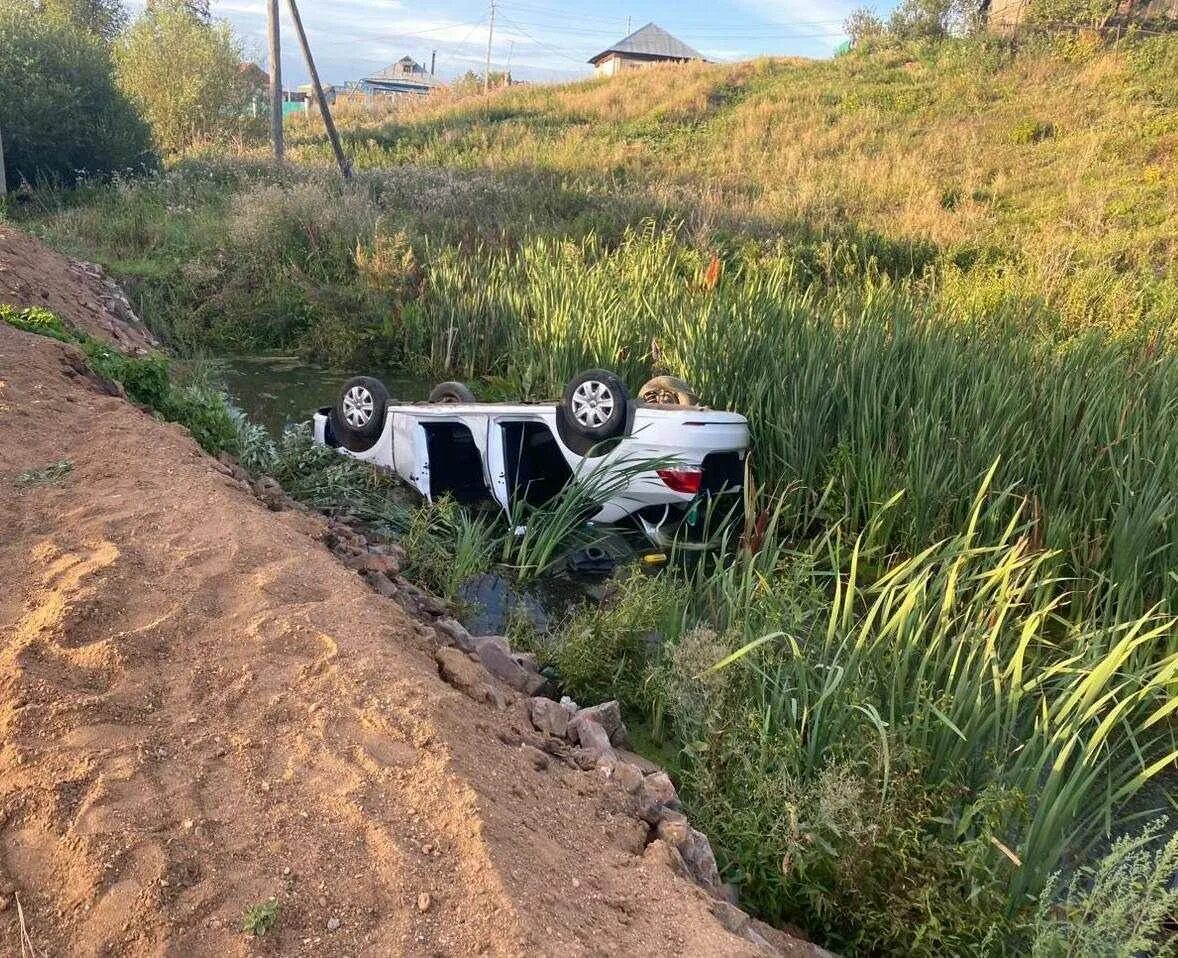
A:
0;326;781;955
0;226;158;353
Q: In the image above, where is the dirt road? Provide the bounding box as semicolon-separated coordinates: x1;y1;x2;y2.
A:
0;242;772;954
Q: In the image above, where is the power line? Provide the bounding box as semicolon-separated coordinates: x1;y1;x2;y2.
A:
503;2;847;29
495;13;594;65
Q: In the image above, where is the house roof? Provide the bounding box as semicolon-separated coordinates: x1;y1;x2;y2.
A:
366;57;427;80
588;22;705;65
362;56;440;91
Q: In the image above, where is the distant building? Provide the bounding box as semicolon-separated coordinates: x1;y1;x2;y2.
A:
296;83;336;112
361;56;441;97
588;23;705;77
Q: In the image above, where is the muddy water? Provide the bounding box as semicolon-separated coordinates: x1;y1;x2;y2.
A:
219;355;432;437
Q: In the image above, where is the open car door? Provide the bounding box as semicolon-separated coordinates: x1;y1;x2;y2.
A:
391;412;431;498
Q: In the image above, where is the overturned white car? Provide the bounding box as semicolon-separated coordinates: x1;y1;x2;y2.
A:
313;369;750;548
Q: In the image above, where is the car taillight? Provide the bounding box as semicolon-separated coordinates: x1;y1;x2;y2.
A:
657;468;702;494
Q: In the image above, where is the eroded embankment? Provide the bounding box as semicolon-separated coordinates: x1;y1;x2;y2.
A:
0;237;819;956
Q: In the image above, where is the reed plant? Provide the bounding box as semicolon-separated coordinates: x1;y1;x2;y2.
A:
553;471;1178;953
400;227;1177;621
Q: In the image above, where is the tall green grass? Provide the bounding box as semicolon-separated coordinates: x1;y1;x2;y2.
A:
398;227;1177;622
543;473;1177;953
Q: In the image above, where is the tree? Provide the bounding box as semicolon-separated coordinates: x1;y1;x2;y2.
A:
147;0;211;23
0;7;154;190
887;0;981;39
38;0;127;41
843;7;886;45
115;1;254;154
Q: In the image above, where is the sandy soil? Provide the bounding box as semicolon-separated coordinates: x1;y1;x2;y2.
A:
0;304;771;952
0;226;158;354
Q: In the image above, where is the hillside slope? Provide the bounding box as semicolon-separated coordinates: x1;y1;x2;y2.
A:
288;37;1176;325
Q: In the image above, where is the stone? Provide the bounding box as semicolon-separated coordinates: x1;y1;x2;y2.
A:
475;637;532;693
574;718;617;767
559;695;580;716
512;651;540;673
636;771;680;823
435;647;498;705
642;839;690;880
527;697;569;739
679;827;720;888
610;761;645;795
327;916;341;931
417;892;431;913
519;744;549;770
569;701;627;747
436;617;476;652
615;748;660;774
361;571;400;598
709;900;750;936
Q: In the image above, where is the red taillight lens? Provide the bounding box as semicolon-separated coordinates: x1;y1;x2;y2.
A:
656;468;702;494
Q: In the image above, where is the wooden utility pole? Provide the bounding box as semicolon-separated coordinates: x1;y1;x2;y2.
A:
267;0;284;162
286;0;351;179
483;0;496;93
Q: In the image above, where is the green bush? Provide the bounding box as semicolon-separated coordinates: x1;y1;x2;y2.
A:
1;304;72;341
1031;819;1178;957
1011;118;1055;144
115;0;260;155
0;6;155;190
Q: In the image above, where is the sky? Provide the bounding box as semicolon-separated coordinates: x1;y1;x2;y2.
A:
126;0;873;87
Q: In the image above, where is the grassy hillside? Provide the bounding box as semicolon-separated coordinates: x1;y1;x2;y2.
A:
279;36;1177;332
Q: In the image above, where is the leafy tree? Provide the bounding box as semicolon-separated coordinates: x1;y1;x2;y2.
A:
38;0;127;40
115;0;255;154
844;7;886;45
887;0;983;38
0;7;155;190
147;0;211;23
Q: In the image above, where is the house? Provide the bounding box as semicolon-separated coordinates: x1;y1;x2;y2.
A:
588;23;705;77
361;56;441;97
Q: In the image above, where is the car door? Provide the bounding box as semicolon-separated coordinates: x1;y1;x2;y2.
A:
484;416;511;514
390;412;431;498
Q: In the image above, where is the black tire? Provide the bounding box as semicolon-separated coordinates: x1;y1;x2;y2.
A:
428;381;476;404
638;375;700;407
335;376;389;441
562;369;629;440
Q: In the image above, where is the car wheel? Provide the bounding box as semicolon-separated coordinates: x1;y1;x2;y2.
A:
637;376;700;406
562;369;628;440
428;381;476;404
335;376;389;440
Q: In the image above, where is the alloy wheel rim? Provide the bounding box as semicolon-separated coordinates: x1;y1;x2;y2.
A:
343;385;375;428
571;380;614;428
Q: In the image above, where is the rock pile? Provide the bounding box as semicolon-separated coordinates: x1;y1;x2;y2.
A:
248;480;832;956
423;621;832;956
